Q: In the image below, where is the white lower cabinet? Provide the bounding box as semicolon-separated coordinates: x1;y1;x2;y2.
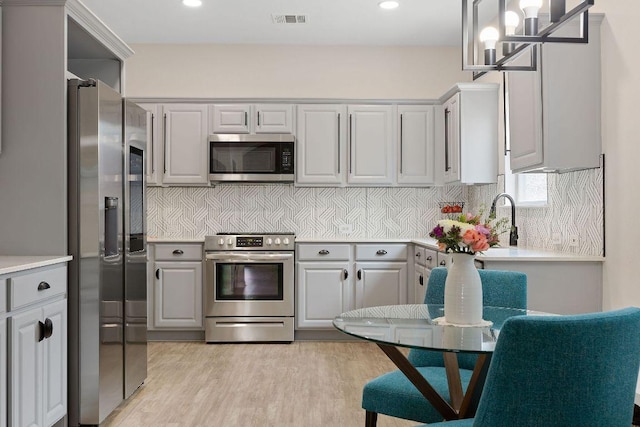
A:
9;299;66;427
355;262;407;308
296;243;408;329
296;262;351;329
0;317;6;427
150;243;204;330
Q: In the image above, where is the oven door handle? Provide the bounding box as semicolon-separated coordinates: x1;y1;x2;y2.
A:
206;253;294;262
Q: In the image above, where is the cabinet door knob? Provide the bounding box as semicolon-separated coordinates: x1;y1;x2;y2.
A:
38;321;46;342
426;256;433;261
343;269;349;280
415;252;421;258
440;260;446;266
376;249;388;255
318;249;330;255
357;269;362;280
44;318;54;339
172;249;184;255
156;269;160;280
37;281;51;291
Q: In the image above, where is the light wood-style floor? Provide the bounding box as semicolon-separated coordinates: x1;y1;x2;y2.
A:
102;341;417;427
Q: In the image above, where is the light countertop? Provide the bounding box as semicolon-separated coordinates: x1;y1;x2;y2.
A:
0;256;73;276
149;236;603;262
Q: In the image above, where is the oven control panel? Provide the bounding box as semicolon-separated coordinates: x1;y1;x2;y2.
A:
236;236;263;247
205;234;295;251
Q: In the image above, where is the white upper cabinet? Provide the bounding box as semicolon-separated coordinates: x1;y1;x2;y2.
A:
296;104;347;186
397;105;436;186
440;83;499;185
161;104;209;185
508;15;602;173
347;105;394;185
136;103;162;186
210;104;294;134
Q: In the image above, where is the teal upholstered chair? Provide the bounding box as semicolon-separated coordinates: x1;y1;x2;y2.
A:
419;307;640;427
362;267;527;426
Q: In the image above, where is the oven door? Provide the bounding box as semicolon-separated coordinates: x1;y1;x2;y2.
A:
205;251;294;317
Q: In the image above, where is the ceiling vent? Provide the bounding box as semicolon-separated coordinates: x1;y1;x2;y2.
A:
271;14;308;24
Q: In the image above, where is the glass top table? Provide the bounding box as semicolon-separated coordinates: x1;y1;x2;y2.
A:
333;304;548;421
333;304;537;354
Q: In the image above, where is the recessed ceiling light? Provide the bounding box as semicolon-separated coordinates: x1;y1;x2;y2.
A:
378;1;399;10
183;0;202;7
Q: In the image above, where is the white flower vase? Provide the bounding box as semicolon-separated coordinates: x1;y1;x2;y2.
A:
444;252;483;325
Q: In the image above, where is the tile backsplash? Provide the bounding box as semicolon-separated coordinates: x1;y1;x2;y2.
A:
148;167;603;256
468;167;604;256
148;185;466;240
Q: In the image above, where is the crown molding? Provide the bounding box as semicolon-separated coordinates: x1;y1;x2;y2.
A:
1;0;67;5
66;0;134;60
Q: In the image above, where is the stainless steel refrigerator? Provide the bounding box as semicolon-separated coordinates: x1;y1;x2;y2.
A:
67;79;148;426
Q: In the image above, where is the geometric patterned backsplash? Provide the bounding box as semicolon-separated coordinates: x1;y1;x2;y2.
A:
467;167;604;256
148;167;603;256
148;185;466;240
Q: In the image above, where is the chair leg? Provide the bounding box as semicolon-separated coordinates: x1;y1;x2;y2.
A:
365;411;378;427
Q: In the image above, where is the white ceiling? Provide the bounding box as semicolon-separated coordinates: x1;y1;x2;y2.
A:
79;0;462;46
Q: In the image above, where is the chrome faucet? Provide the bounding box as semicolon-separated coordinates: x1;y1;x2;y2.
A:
489;193;519;246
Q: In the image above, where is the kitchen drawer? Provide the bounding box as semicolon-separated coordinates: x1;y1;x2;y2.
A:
155;243;203;261
0;279;6;314
296;244;351;261
356;244;407;261
424;248;437;269
9;265;67;311
437;252;452;267
414;246;426;266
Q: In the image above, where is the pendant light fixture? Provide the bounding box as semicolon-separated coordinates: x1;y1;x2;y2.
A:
462;0;594;80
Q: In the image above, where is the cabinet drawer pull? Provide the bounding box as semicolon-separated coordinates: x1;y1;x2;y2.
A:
172;249;184;255
343;269;349;280
419;275;424;286
357;269;362;280
318;249;330;255
37;281;51;291
376;249;388;255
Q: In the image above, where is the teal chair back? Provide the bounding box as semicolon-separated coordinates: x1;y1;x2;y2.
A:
409;267;527;370
471;307;640;426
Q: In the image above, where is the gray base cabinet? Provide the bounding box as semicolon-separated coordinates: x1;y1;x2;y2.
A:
477;260;602;315
149;243;204;331
3;262;68;427
296;243;408;330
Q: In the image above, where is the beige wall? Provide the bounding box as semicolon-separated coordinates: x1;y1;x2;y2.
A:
593;0;640;310
124;44;469;99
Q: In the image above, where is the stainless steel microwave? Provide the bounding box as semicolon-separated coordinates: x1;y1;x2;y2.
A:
208;134;295;183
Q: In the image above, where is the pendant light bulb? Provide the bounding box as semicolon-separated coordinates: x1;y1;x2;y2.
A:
479;26;500;50
519;0;542;18
504;11;520;35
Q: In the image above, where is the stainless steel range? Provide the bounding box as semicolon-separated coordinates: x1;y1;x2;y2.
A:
204;233;295;342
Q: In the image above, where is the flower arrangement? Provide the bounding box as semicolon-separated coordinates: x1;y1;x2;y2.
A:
429;209;509;255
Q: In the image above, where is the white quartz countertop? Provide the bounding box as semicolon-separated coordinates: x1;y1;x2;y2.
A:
297;237;603;262
0;256;73;276
148;237;205;243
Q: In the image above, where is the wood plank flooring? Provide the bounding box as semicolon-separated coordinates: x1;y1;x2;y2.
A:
102;341;416;427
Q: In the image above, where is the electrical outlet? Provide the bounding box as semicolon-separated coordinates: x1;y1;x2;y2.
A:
551;232;562;245
568;234;580;247
339;224;353;234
